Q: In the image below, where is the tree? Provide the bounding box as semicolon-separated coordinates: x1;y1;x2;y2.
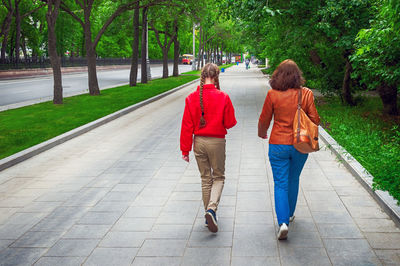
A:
351;0;400;115
0;0;14;63
61;0;167;95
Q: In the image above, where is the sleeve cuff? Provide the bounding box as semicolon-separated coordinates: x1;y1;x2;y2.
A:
182;151;189;156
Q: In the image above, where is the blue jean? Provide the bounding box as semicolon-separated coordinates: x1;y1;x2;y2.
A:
268;144;308;225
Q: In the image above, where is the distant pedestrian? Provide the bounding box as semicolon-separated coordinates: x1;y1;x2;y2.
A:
245;59;250;69
258;59;320;240
180;63;237;233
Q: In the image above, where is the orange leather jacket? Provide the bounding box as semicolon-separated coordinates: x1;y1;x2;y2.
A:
258;87;320;144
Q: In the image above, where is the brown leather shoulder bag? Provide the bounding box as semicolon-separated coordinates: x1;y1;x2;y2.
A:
293;88;319;154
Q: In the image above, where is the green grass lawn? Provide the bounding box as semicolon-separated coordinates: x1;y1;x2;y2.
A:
0;75;199;160
181;63;235;75
316;96;400;203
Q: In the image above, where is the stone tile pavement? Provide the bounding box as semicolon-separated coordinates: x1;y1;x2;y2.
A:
0;64;399;265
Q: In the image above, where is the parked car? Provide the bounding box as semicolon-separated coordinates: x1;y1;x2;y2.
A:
182;54;194;65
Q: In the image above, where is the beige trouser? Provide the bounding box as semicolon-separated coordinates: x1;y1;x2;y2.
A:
193;136;226;212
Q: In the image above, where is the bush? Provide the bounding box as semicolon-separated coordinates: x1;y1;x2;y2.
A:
317;96;400;203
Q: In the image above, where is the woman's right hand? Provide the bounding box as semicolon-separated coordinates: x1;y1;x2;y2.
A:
182;155;189;162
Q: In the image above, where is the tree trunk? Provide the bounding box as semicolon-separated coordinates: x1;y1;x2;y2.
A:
162;47;168;78
220;44;223;65
21;35;27;59
14;0;21;67
129;2;140;86
378;84;398;115
197;26;202;70
141;7;148;83
162;21;169;79
46;0;63;104
84;11;100;95
342;56;355;106
0;8;13;63
172;21;179;77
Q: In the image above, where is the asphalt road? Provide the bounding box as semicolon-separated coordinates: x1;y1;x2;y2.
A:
0;64;193;107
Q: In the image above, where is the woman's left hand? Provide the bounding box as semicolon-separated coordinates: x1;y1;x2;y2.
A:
182;155;189;162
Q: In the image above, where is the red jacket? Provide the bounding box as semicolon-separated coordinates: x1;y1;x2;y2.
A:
180;84;237;155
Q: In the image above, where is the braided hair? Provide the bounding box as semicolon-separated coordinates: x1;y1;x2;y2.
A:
199;63;220;128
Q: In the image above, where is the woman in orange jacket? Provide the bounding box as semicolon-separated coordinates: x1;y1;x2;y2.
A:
180;63;237;233
258;59;320;240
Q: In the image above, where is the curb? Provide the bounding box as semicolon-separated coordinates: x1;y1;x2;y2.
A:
0;78;200;172
319;126;400;227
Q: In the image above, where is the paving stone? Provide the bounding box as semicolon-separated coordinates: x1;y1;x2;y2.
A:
62;224;111;239
0;239;12;250
235;211;274;224
312;211;354;224
181;247;231;266
188;231;233;247
11;230;64;248
278;230;323;248
137;239;187;256
232;236;278;257
101;191;139;202
90;200;130;212
170;191;202;201
46;206;90;220
0;247;47;266
112;217;156;232
0;222;36;240
354;218;400;233
34;256;85;266
279;246;331;266
149;224;192;239
364;232;400;249
78;211;122;225
132;256;181;266
99;231;147;248
132;196;169;207
323;238;380;266
374;249;400;266
156;212;196;225
231;256;280;266
45;239;99;257
84;247;138;266
31;216;78;232
317;223;363;238
20;201;60;213
123;206;163;218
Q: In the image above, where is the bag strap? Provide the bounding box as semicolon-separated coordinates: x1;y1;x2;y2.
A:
296;88;302;143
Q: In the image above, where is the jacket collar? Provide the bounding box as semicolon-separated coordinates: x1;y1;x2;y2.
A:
197;83;216;90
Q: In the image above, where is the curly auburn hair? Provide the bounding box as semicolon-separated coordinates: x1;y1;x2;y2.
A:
198;63;220;128
269;59;305;91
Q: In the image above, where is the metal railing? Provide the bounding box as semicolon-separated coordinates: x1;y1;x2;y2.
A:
0;57;173;70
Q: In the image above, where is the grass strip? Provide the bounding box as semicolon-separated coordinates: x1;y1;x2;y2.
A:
316;96;400;203
0;75;199;159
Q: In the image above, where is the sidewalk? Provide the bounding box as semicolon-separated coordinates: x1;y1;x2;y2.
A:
0;64;399;265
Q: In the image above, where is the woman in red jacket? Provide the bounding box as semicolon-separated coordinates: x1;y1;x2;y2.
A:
180;63;237;233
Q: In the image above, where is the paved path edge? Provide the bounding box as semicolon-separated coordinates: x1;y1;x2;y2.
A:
0;78;200;172
319;126;400;227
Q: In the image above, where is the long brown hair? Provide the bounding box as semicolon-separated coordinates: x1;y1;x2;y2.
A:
199;63;220;128
269;59;305;91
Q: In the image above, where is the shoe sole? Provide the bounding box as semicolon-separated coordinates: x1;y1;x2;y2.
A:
278;228;288;240
205;212;218;233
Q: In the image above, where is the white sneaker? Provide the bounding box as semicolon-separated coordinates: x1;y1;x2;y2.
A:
278;223;288;240
290;215;295;222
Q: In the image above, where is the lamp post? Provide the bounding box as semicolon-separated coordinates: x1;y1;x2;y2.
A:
146;19;151;80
